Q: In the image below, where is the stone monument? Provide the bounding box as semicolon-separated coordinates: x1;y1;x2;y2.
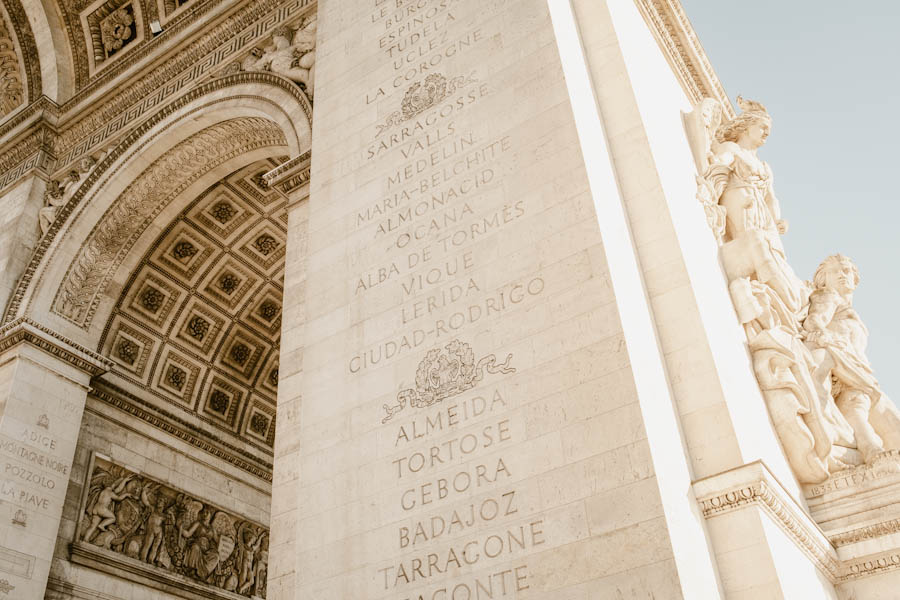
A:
0;0;898;598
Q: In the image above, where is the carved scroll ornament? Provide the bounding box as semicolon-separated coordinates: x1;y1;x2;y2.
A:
78;458;269;598
685;98;900;484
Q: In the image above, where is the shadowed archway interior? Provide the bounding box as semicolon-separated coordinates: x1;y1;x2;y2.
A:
96;158;287;455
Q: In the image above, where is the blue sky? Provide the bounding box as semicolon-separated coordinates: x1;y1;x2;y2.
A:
681;0;900;397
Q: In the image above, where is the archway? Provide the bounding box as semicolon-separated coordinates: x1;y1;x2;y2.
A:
0;72;311;599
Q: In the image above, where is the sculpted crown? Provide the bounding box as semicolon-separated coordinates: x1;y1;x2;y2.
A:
715;95;772;143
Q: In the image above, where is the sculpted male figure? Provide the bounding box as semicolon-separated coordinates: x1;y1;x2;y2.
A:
139;483;167;564
83;474;133;544
804;255;900;463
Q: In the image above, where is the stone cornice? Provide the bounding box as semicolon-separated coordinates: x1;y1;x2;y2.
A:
0;117;55;172
89;380;274;482
263;149;311;199
831;519;900;548
693;461;842;581
0;95;59;142
70;542;251;600
842;549;900;581
634;0;734;117
694;460;900;583
0;99;59;192
0;317;113;376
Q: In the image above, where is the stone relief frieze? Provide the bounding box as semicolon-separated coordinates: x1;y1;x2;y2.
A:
686;97;900;484
77;456;269;598
40;149;109;233
237;14;317;102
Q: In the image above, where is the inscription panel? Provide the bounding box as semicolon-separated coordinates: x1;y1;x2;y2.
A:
289;0;669;596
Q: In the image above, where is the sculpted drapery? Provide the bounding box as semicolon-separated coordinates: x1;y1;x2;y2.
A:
686;97;900;483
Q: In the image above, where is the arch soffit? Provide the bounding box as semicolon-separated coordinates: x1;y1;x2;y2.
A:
4;74;312;346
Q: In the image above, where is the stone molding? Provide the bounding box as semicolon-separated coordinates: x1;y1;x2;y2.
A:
69;545;255;600
0;316;113;376
261;150;310;198
694;461;900;583
89;381;273;481
831;519;900;548
0;94;59;143
842;550;900;581
0;120;56;190
693;461;843;581
634;0;733;116
46;577;126;600
0;114;55;171
0;8;24;117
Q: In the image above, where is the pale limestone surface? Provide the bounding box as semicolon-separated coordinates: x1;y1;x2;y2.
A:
0;0;899;599
269;0;694;597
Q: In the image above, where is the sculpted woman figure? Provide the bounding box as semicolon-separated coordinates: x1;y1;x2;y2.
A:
705;97;804;314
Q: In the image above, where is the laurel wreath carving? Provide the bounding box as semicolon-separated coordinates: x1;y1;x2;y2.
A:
382;339;515;423
53;118;286;328
0;18;24;117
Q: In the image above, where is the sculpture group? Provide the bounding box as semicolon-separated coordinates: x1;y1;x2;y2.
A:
686;97;900;484
79;460;269;598
241;15;317;100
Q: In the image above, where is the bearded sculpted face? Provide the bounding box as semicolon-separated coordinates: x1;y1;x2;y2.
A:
828;261;856;295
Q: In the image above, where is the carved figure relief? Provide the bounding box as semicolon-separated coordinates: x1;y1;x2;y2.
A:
240;15;317;100
382;340;515;423
40;153;105;234
78;458;269;598
686;98;900;483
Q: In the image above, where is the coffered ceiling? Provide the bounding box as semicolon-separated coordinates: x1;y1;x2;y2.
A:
98;158;287;453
